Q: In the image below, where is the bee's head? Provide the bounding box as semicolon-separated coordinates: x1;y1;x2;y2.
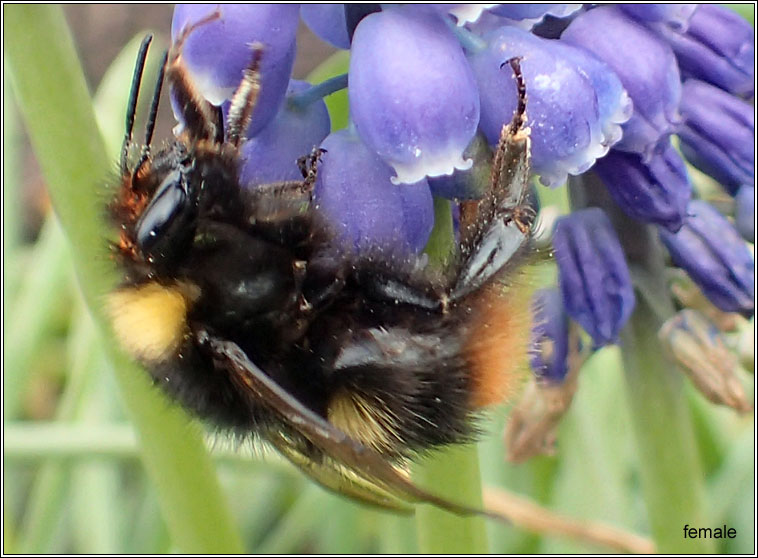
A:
113;33;199;271
133;153;199;266
113;26;244;272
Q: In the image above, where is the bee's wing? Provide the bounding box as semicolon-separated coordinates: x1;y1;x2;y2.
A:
197;328;496;518
266;429;415;513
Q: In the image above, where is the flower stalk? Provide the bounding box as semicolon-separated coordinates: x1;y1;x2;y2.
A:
288;73;349;111
446;19;487;54
569;172;714;553
413;198;488;553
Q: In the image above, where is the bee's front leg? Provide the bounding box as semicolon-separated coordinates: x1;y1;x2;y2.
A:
298;147;328;190
167;10;225;143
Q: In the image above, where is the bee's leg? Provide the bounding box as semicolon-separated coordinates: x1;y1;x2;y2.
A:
297;147;327;190
242;180;315;241
244;145;325;203
358;272;450;312
450;57;535;301
239;145;327;247
248;179;314;200
298;249;347;314
226;43;264;147
349;62;533;314
166;10;224;143
197;326;492;517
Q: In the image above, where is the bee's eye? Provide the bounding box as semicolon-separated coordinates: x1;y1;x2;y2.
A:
136;170;194;260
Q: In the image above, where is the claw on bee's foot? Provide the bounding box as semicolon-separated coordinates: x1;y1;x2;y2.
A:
508;205;537;235
298;147;328;190
169;9;222;68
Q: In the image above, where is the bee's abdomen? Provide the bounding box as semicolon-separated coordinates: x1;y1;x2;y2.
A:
316;317;477;457
462;280;534;408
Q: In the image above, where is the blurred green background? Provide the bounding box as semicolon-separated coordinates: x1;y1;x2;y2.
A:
3;4;754;554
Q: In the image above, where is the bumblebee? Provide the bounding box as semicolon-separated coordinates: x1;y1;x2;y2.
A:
107;27;535;514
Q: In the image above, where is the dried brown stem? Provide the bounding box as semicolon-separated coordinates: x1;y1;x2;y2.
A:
484;485;656;554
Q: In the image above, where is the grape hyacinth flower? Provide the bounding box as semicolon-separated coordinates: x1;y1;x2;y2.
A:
300;4;351;49
313;129;434;254
650;4;755;97
506;289;587;463
427;133;493;200
348;7;480;185
530;288;570;383
553;208;636;347
677;79;754;195
659;200;754;317
734;185;754;243
619;4;697;31
561;6;682;159
487;4;583;29
425;4;499;27
659;310;751;413
593;142;691;232
469;25;632;187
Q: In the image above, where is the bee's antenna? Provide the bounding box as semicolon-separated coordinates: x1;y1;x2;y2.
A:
137;50;168;170
122;34;154;175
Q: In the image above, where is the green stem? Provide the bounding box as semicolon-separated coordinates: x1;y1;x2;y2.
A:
415;197;488;553
424;196;457;271
3;422;304;479
4;5;243;553
3;78;22;294
414;445;489;553
16;300;96;553
3;217;73;420
620;301;714;553
570;174;713;553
